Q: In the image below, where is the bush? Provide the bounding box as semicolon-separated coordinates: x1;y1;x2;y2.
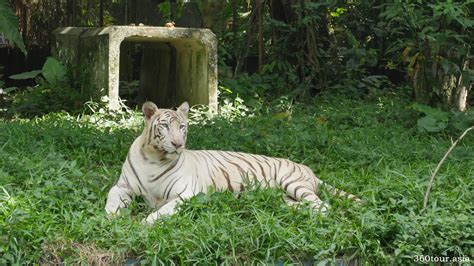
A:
7;80;87;118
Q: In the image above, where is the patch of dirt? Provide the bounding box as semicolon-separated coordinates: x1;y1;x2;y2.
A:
41;239;124;265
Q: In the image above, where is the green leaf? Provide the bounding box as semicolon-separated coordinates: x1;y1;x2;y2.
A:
411;103;449;121
417;116;447;132
440;58;451;74
452;110;474;131
272;111;291;120
302;16;311;25
346;31;359;48
3;87;17;93
0;0;27;55
42;57;67;84
461;69;474;88
8;70;41;80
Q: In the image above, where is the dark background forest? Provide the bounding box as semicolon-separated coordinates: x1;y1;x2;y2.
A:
1;0;473;112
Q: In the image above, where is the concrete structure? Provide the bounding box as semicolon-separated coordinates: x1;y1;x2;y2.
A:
52;26;217;111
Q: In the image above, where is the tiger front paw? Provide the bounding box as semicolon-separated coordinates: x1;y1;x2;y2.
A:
105;206;121;220
142;212;159;225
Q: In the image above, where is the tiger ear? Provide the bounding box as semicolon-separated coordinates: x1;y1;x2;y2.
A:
142;101;158;120
177;101;189;116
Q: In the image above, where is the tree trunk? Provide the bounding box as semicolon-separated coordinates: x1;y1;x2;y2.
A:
200;1;226;30
170;0;177;22
131;0;137;25
99;0;104;26
176;1;202;28
124;0;128;24
257;0;264;72
234;1;258;76
456;85;469;111
66;0;76;26
413;61;431;105
232;0;237;35
454;59;471;112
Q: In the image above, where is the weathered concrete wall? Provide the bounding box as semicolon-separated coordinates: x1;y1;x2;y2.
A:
80;30;109;96
52;27;81;67
52;26;217;111
52;27;109;97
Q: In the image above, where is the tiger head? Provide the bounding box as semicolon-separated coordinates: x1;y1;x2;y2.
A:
141;101;189;158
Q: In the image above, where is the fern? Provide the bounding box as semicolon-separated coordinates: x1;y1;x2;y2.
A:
0;0;26;55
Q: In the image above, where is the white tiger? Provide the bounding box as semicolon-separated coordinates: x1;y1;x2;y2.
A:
105;101;359;224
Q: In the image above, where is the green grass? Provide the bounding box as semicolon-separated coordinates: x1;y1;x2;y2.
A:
0;91;473;264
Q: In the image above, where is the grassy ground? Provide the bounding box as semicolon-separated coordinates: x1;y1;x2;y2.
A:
0;91;473;264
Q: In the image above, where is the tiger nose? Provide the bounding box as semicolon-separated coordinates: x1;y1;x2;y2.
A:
171;141;183;149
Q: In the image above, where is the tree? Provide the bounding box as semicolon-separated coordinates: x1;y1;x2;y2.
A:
381;1;473;110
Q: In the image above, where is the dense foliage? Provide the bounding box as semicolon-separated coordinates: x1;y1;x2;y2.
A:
217;0;473;110
1;0;473;110
1;91;473;264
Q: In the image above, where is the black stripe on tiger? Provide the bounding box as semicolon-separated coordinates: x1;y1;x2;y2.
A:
230;152;258;174
139;144;150;162
202;151;231;174
164;175;184;200
202;151;235;183
220;167;234;192
147;117;158;145
127;152;146;194
293;185;310;199
278;163;296;186
300;192;311;199
217;151;248;176
260;158;274;185
149;157;180;181
198;152;219;188
276;159;283;179
177;185;188;199
196;152;220;187
247;154;269;182
120;172;132;189
157;157;185;184
283;174;305;191
300;166;317;191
